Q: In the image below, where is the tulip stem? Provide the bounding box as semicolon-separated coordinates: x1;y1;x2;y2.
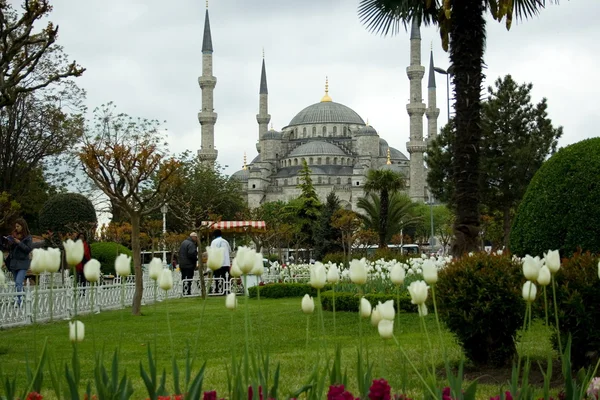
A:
305;314;310;369
516;299;530;385
393;335;437;399
332;284;336;338
165;289;174;356
49;273;54;322
192;295;209;366
153;281;158;358
243;274;250;385
551;275;563;358
90;281;97;355
33;277;38;357
358;288;363;357
119;277;125;357
396;286;400;334
543;286;549;328
431;286;448;366
420;313;436;381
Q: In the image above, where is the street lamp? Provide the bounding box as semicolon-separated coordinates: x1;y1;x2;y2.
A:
161;203;168;265
434;65;454;123
428;192;435;253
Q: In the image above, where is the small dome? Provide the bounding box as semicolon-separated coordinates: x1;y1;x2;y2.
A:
356;124;378;136
288;141;346;157
263;129;283;140
286;102;365;127
379;138;388;147
231;168;249;182
390;147;409;161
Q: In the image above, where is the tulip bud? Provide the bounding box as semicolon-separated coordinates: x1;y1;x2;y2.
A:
544;250;560;274
378;319;394;339
69;320;85;342
45;248;61;273
63;239;84;267
84;259;102;282
326;265;340;283
359;297;371;318
522;255;541;281
408;280;429;305
115;254;132;277
301;294;314;314
310;262;326;289
378;300;395;321
522;281;537;302
371;306;382;327
251;253;264;276
230;258;243;278
207;247;225;272
159;269;173;291
226;293;237;310
30;249;47;274
421;260;438;285
349;258;368;285
390;264;405;285
418;304;428;317
537;266;551;286
236;247;255;274
148;258;163;281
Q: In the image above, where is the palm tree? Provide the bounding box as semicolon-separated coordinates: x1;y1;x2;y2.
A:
362;169;406;248
358;0;556;256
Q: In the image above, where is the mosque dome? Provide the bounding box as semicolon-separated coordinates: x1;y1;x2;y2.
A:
390;147;409;161
356;124;378;136
286;101;365;127
289;141;346;157
231;168;249;182
263;127;283;140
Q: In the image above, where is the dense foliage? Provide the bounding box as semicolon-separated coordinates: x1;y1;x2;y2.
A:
320;290;414;313
90;241;133;275
247;283;332;299
436;252;525;366
313;192;343;260
510;138;600;257
38;192;97;235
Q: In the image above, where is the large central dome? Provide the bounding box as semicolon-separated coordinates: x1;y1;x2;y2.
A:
286;101;365;127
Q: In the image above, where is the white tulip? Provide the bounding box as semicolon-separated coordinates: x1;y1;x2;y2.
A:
418;303;428;317
378;319;394;339
159;269;173;291
44;248;61;273
537;266;551;286
115;254;132;277
522;255;541;281
30;248;47;274
522;281;537;302
148;258;163;281
378;300;395;321
301;294;314;314
230;258;243;278
310;262;326;289
359;297;372;318
390;264;405;285
63;239;84;267
226;293;237;310
407;280;429;305
326;265;340;283
370;306;382;327
544;250;560;274
349;258;368;284
83;259;101;282
251;252;264;276
206;246;225;272
69;320;85;342
421;259;438;285
236;247;255;274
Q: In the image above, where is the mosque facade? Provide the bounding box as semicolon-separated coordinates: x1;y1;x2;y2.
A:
197;7;440;210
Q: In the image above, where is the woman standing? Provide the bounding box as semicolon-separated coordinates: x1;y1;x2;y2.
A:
8;218;33;301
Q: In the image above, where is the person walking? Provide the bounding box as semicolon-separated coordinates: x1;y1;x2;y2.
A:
75;232;92;286
210;229;231;291
179;232;198;296
7;218;33;305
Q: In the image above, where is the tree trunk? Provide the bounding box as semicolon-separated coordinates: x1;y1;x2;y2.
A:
502;207;512;250
450;0;486;257
379;189;389;248
131;212;143;315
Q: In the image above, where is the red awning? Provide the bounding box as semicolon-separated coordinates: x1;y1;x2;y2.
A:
200;220;267;233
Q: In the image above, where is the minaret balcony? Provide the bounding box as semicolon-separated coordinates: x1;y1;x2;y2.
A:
198;111;217;125
198;148;218;162
406;141;428;153
406;103;426;116
406;66;425;80
426;109;440;119
256;114;271;125
198;76;217;89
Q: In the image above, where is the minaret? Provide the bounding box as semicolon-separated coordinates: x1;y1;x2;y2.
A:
197;1;218;166
426;47;440;143
256;50;271;149
405;19;427;202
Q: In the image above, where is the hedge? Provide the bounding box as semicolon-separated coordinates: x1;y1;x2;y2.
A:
39;193;97;234
247;283;333;299
320;290;415;313
90;241;132;275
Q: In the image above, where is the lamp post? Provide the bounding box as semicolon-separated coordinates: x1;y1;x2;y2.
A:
161;203;168;265
428;193;435;253
434;66;454;123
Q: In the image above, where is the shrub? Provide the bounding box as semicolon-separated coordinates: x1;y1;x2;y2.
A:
510;138;600;257
91;241;132;275
320;290;415;313
39;193;97;235
247;283;333;299
322;252;346;265
436;252;524;367
554;251;600;369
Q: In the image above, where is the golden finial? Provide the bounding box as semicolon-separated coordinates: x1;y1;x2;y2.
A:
321;76;332;102
206;0;208;9
242;152;247;170
431;41;433;51
262;47;265;59
386;148;392;165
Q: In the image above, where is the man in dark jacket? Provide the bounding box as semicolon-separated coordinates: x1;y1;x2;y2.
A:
179;232;198;295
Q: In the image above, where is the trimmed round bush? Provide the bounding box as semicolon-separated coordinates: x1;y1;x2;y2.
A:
39;193;97;234
510;138;600;257
90;241;132;275
436;252;525;367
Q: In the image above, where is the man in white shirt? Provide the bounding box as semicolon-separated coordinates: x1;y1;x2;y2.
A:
210;229;231;292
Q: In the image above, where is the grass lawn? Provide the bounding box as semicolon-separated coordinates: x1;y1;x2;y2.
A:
0;296;557;399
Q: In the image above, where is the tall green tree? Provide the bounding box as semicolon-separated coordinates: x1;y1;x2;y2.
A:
287;160;322;249
427;75;562;247
358;0;557;255
313;191;343;260
363;169;405;248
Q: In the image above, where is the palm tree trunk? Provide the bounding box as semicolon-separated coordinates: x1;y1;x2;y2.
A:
379;189;389;248
450;0;486;257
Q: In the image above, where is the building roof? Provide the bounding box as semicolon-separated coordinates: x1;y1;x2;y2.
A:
356;124;378;136
428;50;436;89
202;10;213;53
231;168;249;182
259;58;268;94
288;141;347;157
286;101;365;127
263;128;282;140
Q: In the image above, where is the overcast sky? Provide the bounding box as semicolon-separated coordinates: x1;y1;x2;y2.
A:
27;0;600;176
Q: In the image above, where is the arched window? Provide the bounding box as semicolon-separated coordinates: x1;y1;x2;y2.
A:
303;127;307;137
333;158;337;165
328;177;331;184
348;178;352;184
312;126;316;136
318;177;322;184
322;126;327;135
309;157;313;164
337;177;341;185
325;157;330;165
317;158;322;165
284;179;288;186
294;158;298;166
333;126;337;135
343;126;347;136
296;177;299;185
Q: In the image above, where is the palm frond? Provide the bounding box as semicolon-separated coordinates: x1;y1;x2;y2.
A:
358;0;441;37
